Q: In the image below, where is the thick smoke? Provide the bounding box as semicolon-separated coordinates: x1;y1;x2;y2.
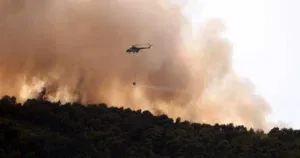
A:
0;0;275;130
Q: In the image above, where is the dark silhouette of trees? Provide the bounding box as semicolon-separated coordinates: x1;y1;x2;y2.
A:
1;95;300;157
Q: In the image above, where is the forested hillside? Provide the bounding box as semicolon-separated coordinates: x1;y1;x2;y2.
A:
0;95;300;158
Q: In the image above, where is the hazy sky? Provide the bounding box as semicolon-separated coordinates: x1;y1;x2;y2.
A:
1;0;297;130
181;0;298;128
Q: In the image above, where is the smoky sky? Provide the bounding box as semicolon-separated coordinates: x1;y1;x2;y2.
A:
0;0;281;131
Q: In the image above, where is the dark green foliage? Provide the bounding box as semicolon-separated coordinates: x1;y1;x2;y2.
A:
0;95;300;157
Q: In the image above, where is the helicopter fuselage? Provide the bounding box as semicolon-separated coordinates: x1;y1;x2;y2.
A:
126;47;141;53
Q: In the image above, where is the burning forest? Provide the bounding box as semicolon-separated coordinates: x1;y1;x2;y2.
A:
0;0;287;131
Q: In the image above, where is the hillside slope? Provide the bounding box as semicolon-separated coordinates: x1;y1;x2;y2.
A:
0;95;300;157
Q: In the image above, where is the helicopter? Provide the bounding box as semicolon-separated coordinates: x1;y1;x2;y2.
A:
126;43;152;54
126;43;152;86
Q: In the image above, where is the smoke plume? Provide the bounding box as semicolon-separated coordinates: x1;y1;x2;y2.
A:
0;0;276;130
